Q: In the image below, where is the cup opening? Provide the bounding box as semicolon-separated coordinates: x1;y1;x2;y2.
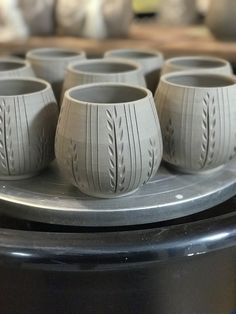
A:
30;49;80;58
0;79;47;96
107;50;159;59
171;58;226;69
0;61;25;71
166;74;235;88
69;85;148;104
74;61;137;74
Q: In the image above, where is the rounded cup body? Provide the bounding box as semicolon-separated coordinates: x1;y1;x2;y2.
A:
161;56;233;76
0;78;58;179
0;58;35;78
155;72;236;173
56;83;163;198
104;49;164;94
26;48;86;101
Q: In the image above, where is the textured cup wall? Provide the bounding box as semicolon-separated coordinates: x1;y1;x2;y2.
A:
161;56;233;76
26;48;86;101
0;78;58;179
155;72;236;173
0;58;35;78
56;84;163;198
104;49;164;94
62;59;146;103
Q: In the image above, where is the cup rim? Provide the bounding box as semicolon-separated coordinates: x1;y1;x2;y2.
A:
67;58;143;76
160;71;236;90
0;77;52;97
0;58;31;72
104;48;163;60
26;47;86;61
164;55;230;70
65;82;152;106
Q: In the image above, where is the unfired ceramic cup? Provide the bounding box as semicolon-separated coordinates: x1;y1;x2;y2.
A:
0;58;35;78
0;77;58;180
56;83;163;198
161;56;233;76
155;71;236;173
26;48;86;101
61;58;146;103
104;49;164;94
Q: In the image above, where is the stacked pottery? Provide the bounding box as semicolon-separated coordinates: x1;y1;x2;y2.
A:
1;46;235;201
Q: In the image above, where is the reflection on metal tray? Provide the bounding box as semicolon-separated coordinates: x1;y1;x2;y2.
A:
0;160;235;227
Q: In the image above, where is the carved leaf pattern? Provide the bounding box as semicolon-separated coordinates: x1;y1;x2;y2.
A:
106;109;116;191
0;100;8;173
106;108;126;193
116;112;125;193
37;128;49;169
164;118;175;162
67;139;80;185
229;133;236;160
199;93;216;168
144;138;158;184
5;105;14;172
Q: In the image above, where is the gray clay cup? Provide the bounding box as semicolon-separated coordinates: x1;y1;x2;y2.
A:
161;56;233;76
155;71;236;173
104;49;164;94
61;58;146;104
0;77;59;180
26;48;86;101
56;83;163;198
0;58;35;78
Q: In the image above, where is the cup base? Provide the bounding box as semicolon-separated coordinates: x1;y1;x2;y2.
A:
0;172;40;181
78;187;139;199
166;163;225;175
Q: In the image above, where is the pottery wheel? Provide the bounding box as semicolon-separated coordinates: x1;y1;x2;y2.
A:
0;160;235;227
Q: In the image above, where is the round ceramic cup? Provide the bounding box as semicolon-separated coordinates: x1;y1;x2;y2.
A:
161;56;233;76
155;71;236;173
26;48;86;101
104;49;164;94
0;58;35;78
61;58;146;104
56;83;163;198
0;77;59;180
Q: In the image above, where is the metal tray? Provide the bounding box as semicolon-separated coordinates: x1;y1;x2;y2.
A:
0;160;235;227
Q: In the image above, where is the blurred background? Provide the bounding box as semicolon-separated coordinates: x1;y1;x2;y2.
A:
0;0;236;65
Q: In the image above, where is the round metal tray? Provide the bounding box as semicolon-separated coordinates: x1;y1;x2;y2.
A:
0;160;235;227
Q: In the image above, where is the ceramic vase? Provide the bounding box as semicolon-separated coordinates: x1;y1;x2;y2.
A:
56;83;163;198
104;49;164;94
159;0;198;25
26;48;86;101
0;77;58;179
206;0;236;41
19;0;56;35
155;71;236;173
0;58;35;78
62;58;146;103
161;56;233;76
56;0;133;38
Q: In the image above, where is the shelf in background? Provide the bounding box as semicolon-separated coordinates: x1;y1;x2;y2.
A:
1;22;236;62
